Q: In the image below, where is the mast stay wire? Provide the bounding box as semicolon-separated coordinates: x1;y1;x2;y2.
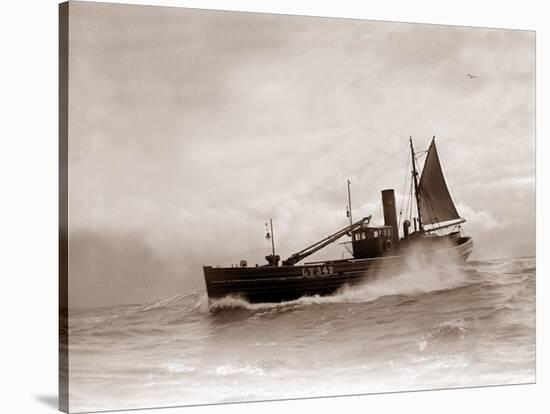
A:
265;223;295;255
408;174;414;224
417;138;462;233
439;149;462;217
410;141;435;228
398;145;411;230
277;238;296;255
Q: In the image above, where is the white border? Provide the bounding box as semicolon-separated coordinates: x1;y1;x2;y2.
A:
0;1;545;413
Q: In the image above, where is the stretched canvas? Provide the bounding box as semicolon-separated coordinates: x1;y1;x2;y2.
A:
59;1;536;412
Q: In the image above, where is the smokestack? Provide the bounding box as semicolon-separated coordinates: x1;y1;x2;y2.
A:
381;189;399;243
403;220;411;239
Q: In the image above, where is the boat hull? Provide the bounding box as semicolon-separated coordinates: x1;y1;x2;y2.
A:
203;236;473;304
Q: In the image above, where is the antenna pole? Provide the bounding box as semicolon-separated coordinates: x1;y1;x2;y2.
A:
347;179;353;226
269;218;276;257
410;137;423;231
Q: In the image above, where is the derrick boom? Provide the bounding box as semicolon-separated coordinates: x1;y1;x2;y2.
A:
282;216;371;266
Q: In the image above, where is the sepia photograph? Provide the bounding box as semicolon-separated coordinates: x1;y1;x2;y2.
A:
59;1;535;412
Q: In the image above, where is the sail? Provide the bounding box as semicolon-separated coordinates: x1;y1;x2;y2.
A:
418;139;461;226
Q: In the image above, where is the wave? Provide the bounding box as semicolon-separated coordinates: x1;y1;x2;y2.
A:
111;257;516;317
465;256;535;275
69;256;535;336
67;256;536;413
207;264;470;313
417;318;469;351
72;266;473;334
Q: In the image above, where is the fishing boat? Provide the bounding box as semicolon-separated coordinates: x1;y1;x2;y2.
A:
203;137;473;303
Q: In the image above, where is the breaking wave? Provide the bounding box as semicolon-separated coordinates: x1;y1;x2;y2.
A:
207;261;470;312
68;256;535;413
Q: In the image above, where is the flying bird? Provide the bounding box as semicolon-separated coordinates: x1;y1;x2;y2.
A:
466;73;477;79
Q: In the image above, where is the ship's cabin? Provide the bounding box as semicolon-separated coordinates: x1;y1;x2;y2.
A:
351;225;395;259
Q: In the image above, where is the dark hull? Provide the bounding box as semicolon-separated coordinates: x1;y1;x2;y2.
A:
204;236;473;304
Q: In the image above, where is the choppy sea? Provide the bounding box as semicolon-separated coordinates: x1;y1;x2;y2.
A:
68;256;535;412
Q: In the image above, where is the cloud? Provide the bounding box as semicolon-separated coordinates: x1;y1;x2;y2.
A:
66;3;535;307
457;203;501;232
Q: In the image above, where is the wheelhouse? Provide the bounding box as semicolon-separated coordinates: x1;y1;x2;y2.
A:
351;225;395;259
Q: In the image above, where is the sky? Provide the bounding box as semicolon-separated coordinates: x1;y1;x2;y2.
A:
67;1;535;308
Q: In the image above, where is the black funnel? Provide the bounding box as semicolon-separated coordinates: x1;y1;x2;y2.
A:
381;189;399;243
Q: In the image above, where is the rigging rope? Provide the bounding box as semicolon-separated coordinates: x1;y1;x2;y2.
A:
398;147;411;231
408;174;414;224
440;151;462;217
417;141;461;233
276;236;296;255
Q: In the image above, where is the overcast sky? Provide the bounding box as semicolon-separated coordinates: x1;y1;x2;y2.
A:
67;2;535;308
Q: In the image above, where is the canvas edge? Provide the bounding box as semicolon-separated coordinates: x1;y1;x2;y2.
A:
59;1;70;412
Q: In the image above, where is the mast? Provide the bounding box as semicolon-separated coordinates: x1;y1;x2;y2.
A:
347;179;353;226
269;218;276;258
409;137;423;232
